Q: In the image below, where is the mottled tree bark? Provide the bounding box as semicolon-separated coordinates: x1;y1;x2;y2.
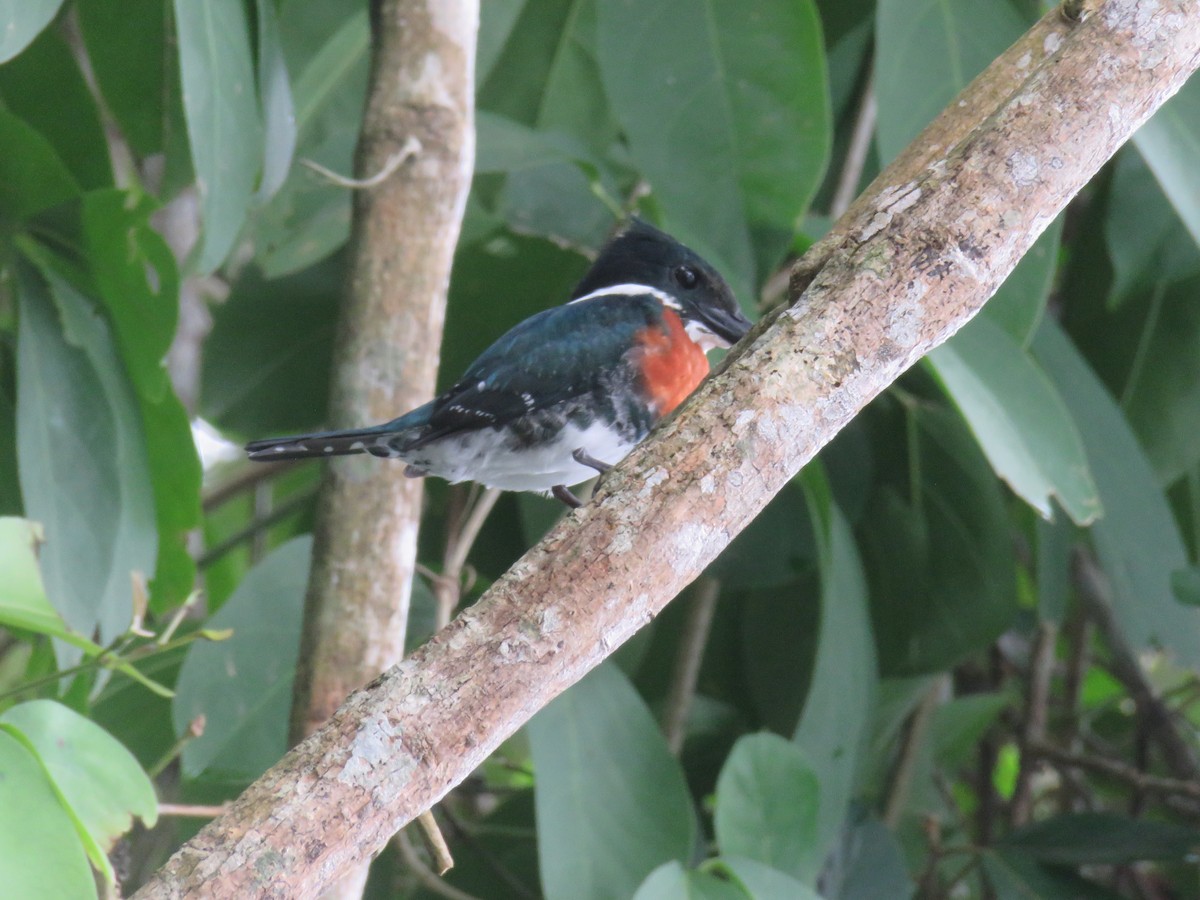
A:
134;3;1200;897
290;1;476;743
287;2;476;896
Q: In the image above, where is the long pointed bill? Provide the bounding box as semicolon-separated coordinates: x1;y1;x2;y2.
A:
697;304;754;348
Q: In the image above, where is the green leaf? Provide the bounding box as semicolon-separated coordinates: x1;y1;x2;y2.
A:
251;6;367;275
930;692;1009;771
598;0;830;296
980;849;1122;900
983;215;1063;345
1115;275;1200;484
174;536;311;779
476;111;592;175
0;729;95;900
0;517;65;637
1;699;157;880
794;465;876;870
929;314;1101;525
81;189;179;402
199;258;340;436
1104;149;1200;307
1033;322;1200;667
1132;76;1200;249
708;481;814;589
255;0;296;201
874;0;1026;164
862;404;1017;675
529;662;696;900
715;857;822;900
477;0;527;87
828;818;914;900
714;732;821;883
0;28;111;189
174;0;263;272
1171;567;1200;607
0;108;79;221
997;813;1200;865
76;0;171;156
0;0;64;64
633;862;750;900
16;258;157;664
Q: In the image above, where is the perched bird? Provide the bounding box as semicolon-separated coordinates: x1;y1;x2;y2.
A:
245;219;751;507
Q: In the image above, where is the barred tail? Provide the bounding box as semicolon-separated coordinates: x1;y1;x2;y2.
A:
245;425;393;462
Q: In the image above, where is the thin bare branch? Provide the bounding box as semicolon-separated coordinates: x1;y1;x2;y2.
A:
661;578;721;755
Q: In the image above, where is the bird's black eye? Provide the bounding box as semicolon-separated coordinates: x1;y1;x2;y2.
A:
673;265;699;289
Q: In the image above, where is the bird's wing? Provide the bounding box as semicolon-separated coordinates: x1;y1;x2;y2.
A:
411;294;663;445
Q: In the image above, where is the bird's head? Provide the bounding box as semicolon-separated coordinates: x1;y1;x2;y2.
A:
571;219;753;350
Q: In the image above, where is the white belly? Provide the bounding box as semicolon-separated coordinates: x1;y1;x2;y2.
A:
403;420;638;492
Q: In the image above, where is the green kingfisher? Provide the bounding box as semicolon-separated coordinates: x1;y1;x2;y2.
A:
245;219;751;507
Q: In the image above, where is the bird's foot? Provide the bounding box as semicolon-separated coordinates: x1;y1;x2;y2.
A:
552;485;584;508
572;448;613;474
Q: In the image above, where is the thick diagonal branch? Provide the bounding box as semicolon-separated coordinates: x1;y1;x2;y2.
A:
134;3;1200;897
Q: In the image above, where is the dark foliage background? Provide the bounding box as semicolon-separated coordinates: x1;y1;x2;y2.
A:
1;1;1199;897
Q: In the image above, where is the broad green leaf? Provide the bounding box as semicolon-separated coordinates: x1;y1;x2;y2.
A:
255;0;297;201
199;258;340;436
0;108;79;221
931;693;1010;771
140;389;201;613
861;404;1017;675
81;190;179;402
1104;149;1200;306
0;0;64;64
716;856;822;900
633;862;749;900
479;0;622;248
1172;566;1200;607
476;111;592;175
794;465;876;870
983;215;1063;345
708;481;814;589
529;662;696;900
477;0;527;87
1116;275;1200;484
16;258;157;664
0;29;111;189
980;849;1123;900
76;0;171;155
997;813;1200;865
714;733;821;883
1033;322;1200;666
929;314;1100;525
1;699;157;880
0;729;95;900
174;536;311;779
1036;513;1073;624
1133;76;1200;249
828;818;914;900
874;0;1025;164
174;0;263;272
598;0;830;296
252;6;367;275
0;517;64;637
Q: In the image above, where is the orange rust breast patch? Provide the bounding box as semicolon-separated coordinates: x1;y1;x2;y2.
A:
633;308;710;416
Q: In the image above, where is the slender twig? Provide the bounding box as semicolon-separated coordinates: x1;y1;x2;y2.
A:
415;809;454;875
1025;739;1200;805
147;715;206;779
434;487;501;630
196;488;318;569
830;63;878;219
660;578;720;755
301;136;421;189
1074;550;1200;782
202;461;300;512
157;803;230;818
396;828;479;900
1011;621;1058;825
885;676;947;828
